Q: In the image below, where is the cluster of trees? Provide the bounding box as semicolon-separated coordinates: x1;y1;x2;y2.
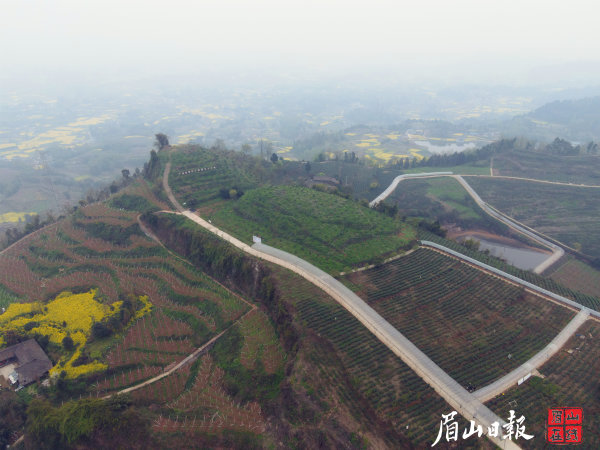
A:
315;150;359;163
25;395;148;449
544;137;598;155
1;213;56;249
218;186;245;200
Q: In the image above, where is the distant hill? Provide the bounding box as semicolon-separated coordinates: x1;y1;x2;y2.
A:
529;96;600;126
504;96;600;142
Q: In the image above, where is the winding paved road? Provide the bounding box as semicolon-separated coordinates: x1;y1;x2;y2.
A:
452;175;564;274
162;159;519;448
369;172;454;207
473;307;589;402
368;170;565;274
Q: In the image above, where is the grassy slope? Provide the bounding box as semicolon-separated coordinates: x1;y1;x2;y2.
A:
390;177;490;223
209;185;416;273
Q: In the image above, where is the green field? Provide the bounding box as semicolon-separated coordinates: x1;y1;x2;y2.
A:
486;320;600;449
208;185;416;273
344;248;574;388
168;145;260;209
467;177;600;259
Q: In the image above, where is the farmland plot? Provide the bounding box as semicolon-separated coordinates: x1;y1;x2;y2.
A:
344;248;574;388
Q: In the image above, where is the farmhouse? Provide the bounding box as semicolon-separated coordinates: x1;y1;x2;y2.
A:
306;175;340;188
0;339;52;387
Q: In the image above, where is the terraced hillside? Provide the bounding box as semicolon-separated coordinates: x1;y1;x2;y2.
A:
343;247;575;389
167;145;260;209
276;267;487;448
0;182;250;387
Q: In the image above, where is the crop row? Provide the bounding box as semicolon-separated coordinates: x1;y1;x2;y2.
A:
132;364;191;403
346;248;574;389
418;229;600;312
486;321;600;449
238;309;285;374
293;293;449;447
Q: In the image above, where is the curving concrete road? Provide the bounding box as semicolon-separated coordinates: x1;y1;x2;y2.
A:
473;307;589;402
252;243;518;449
369;170;565;274
369;172;454;207
452;175;564;274
173;210;519;448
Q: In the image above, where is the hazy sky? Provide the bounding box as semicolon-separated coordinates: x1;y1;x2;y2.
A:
3;0;600;86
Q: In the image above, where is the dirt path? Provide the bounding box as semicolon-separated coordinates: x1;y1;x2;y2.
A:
0;221;58;257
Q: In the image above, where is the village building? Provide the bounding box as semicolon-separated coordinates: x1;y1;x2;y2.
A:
0;339;52;388
305;175;341;188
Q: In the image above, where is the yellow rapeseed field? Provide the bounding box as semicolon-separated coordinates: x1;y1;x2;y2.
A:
0;290;150;378
0;212;36;223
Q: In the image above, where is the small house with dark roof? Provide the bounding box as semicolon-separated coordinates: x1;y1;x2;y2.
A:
306;175;341;188
0;339;52;387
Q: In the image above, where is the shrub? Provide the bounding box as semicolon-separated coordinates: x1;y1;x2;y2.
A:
62;335;74;351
